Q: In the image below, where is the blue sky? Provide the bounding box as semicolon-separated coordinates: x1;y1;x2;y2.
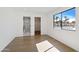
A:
55;8;75;22
62;8;75;20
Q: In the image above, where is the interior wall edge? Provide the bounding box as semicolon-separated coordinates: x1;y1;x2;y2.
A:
47;34;78;52
0;36;16;52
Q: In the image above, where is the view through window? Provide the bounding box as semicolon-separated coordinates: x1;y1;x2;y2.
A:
53;7;76;31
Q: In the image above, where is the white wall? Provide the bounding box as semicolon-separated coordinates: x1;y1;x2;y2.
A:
0;8;17;51
0;8;48;51
47;7;79;51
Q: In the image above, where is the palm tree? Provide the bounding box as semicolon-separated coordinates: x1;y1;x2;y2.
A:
56;16;59;20
64;16;69;21
64;16;69;26
55;16;59;26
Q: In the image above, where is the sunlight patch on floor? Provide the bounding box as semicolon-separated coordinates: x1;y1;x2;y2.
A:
36;40;60;52
46;47;60;52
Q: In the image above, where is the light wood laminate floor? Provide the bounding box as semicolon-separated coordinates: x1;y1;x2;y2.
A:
2;35;76;52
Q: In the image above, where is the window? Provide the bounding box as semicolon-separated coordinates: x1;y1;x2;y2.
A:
53;7;76;31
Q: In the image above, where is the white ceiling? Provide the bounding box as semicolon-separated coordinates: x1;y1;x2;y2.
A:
14;7;70;14
23;7;58;13
14;7;58;14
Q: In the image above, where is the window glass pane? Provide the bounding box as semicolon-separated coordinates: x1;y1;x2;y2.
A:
62;8;76;30
53;13;61;30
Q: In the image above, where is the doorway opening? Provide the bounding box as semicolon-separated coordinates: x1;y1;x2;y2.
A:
35;17;41;35
23;16;31;36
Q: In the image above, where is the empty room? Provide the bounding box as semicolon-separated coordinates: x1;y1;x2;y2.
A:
0;7;79;52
